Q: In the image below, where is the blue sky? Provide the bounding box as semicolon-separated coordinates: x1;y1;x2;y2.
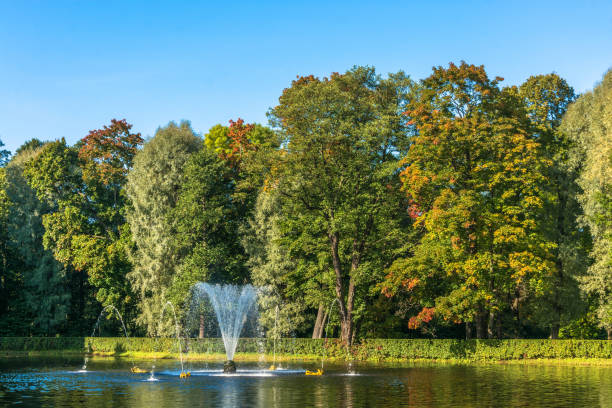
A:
1;0;611;154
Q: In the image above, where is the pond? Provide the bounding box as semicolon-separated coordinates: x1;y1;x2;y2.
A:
0;356;610;407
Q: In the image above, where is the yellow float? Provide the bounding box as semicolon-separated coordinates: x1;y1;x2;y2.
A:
130;367;148;374
269;365;276;371
305;369;323;376
179;371;191;379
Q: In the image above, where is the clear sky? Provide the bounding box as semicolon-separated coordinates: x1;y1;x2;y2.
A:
1;0;611;154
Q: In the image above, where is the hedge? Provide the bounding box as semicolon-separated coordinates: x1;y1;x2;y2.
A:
82;337;326;356
354;339;612;360
0;337;326;355
0;337;611;360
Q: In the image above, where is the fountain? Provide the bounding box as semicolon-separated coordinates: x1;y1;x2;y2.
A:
312;298;343;374
270;305;279;370
159;301;187;377
322;298;352;375
83;305;130;371
191;283;258;373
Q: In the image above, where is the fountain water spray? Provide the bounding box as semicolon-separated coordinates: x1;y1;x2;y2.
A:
321;298;341;372
322;298;353;375
159;301;185;375
192;283;258;372
270;304;279;370
83;305;129;371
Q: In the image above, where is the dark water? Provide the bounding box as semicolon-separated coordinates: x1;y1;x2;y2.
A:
0;356;611;407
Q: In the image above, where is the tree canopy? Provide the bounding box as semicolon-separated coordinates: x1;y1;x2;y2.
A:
563;69;612;339
266;66;414;344
0;64;610;341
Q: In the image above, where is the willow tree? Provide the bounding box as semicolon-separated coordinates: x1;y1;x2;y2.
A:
382;63;555;339
563;69;612;339
125;121;202;335
267;67;413;344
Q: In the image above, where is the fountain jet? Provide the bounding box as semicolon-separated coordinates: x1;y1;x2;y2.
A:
192;283;258;373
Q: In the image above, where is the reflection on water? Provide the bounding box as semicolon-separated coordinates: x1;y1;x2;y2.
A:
0;356;610;407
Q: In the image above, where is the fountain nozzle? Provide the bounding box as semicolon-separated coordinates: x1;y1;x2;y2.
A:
223;360;237;373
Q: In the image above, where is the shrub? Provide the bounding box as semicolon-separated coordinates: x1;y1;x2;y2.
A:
1;337;611;360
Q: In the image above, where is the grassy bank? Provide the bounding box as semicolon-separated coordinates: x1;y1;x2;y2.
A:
1;337;611;363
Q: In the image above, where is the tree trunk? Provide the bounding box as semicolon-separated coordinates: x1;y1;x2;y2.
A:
487;311;495;339
328;228;364;347
496;314;502;339
320;309;329;338
607;328;611;341
199;314;204;338
475;309;486;339
550;324;560;339
329;231;351;345
342;277;356;345
312;303;325;339
351;319;361;345
512;292;521;339
465;322;472;340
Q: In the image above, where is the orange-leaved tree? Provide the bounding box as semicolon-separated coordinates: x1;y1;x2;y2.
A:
381;62;555;339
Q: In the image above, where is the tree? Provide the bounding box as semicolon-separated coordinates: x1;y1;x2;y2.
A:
169;147;245;301
382;62;555;339
0;162;22;335
203;124;230;156
125;121;202;335
563;69;612;339
204;121;277;166
25;120;143;327
4;143;70;335
243;188;313;338
267;67;414;344
0;138;23;335
0;138;9;167
14;138;44;156
205;120;279;212
519;74;589;338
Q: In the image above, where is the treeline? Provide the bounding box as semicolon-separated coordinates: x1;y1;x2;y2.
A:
0;62;610;342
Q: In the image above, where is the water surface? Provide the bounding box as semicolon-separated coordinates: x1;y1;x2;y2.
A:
0;356;610;407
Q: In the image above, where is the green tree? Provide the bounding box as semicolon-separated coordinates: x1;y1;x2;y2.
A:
563;69;612;339
169;147;245;299
243;188;314;338
204;121;277;164
382;62;555;339
519;74;589;338
4;143;71;335
14;138;44;156
25;120;142;328
125;121;202;335
0;161;24;335
267;67;414;344
0;138;9;166
205;120;279;215
203;124;230;156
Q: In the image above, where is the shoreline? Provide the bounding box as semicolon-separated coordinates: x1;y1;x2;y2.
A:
2;350;611;366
